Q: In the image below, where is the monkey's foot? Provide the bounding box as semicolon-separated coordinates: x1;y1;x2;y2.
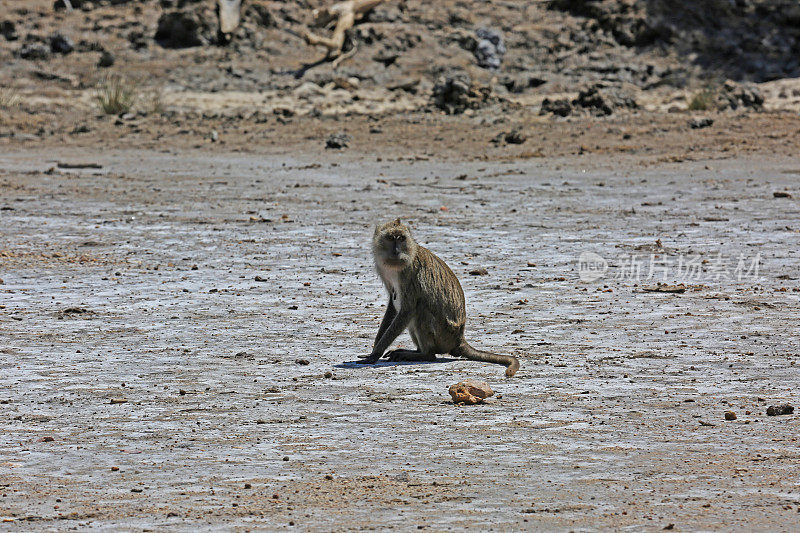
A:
384;349;436;362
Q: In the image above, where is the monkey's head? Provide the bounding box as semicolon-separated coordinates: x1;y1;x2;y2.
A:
372;219;417;270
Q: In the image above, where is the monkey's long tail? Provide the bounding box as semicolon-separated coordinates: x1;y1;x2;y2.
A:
451;340;520;377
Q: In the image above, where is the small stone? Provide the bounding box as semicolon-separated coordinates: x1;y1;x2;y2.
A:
296;359;310;365
724;411;737;420
469;268;488;276
449;380;494;405
49;33;74;55
111;466;119;471
689;117;713;129
767;404;794;416
40;436;55;442
773;191;792;198
209;130;219;142
97;50;115;68
325;132;350;149
282;456;289;461
324;371;333;378
244;483;252;489
504;130;527;144
110;398;128;404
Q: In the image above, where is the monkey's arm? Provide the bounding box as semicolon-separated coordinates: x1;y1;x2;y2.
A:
373;300;396;348
359;308;411;363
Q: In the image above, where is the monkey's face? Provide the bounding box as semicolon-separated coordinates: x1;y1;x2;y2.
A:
373;221;417;270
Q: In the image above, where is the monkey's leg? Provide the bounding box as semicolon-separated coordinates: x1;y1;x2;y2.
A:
357;310;410;364
372;301;396;349
384;349;436;362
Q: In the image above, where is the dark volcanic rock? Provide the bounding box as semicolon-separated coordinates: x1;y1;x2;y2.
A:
504;130;527;144
49;32;74;54
501;73;547;94
573;84;638;116
98;50;115;68
474;28;505;69
717;80;764;111
17;43;51;60
766;404;794;416
432;72;491;115
128;30;148;50
325;132;350;149
540;97;572;117
0;20;18;41
155;8;215;48
548;0;800;82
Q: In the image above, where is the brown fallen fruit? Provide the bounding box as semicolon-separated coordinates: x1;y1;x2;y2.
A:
449;380;494;405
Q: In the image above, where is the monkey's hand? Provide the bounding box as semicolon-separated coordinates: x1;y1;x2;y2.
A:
356;353;382;364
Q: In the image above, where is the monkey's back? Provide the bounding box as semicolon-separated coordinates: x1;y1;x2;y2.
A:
405;246;466;353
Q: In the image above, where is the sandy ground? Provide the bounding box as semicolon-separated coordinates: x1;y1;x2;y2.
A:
1;146;800;531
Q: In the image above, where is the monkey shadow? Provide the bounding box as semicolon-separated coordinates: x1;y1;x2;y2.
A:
336;357;459;370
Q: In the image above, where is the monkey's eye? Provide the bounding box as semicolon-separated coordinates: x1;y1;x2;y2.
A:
397;235;406;242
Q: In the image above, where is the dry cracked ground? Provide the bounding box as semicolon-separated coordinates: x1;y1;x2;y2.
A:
1;147;800;531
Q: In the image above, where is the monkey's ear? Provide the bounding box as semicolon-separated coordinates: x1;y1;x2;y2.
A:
394;218;402;225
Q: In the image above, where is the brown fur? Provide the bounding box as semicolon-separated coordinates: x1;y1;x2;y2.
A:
358;219;520;377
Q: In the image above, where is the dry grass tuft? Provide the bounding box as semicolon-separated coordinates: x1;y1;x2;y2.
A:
0;87;19;108
95;74;138;115
687;88;716;111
